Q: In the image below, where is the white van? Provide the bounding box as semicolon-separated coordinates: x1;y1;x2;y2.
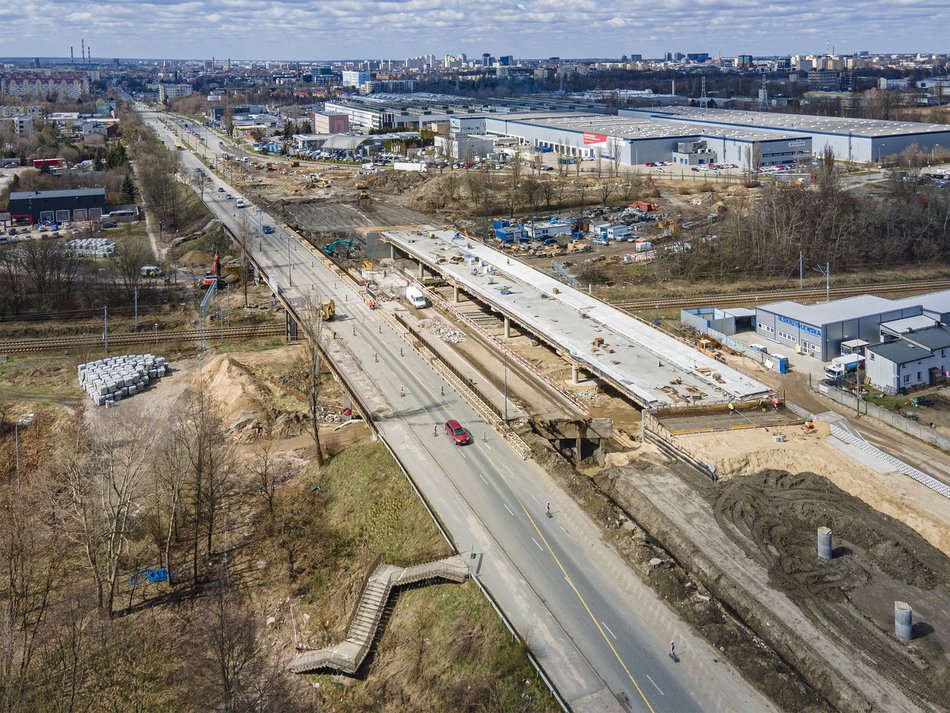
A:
405;285;428;309
235;198;246;208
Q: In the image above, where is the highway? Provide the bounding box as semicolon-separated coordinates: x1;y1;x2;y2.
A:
141;106;776;713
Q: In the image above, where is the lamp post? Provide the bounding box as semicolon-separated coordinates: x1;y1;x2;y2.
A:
503;352;508;423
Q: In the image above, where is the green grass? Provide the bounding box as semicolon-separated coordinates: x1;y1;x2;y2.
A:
295;440;558;711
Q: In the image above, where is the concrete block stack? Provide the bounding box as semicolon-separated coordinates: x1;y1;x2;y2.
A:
66;238;116;257
77;354;168;406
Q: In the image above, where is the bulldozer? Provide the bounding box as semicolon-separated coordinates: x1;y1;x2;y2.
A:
320;299;336;322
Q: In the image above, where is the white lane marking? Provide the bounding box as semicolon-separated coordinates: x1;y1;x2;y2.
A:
646;675;664;696
601;622;617;640
531;537;544;551
503;504;515;517
459;451;467;460
479;473;488;485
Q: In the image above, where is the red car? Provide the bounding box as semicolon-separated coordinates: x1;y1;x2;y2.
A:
644;162;655;167
444;419;470;445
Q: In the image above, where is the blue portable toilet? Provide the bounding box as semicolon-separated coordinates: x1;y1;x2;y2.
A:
770;354;788;374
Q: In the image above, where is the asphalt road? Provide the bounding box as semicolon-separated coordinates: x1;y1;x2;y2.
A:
140;105;775;713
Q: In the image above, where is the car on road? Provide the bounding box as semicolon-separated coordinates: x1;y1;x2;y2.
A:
644;162;655;167
262;225;274;234
444;419;471;445
217;187;225;192
225;194;233;200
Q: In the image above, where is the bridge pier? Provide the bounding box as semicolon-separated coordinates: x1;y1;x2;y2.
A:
418;261;425;279
453;284;460;302
571;364;580;385
504;315;511;339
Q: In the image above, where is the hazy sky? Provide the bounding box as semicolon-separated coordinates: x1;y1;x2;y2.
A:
2;0;948;60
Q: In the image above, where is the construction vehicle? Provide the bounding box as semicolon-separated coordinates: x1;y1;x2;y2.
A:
201;252;226;288
630;201;659;212
355;175;380;190
321;299;336;321
322;239;358;257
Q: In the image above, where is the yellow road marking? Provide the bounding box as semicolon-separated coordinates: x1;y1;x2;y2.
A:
521;504;657;713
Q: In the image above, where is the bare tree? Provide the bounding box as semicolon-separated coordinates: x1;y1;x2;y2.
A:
599;181;615;208
110;230;153;302
188;170;210;203
301;297;326;468
50;410;155;614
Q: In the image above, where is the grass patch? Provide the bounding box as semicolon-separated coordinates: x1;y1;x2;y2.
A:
292;440;557;711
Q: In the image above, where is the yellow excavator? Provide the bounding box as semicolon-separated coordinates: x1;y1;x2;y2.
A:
355;174;380;190
320;299;336;322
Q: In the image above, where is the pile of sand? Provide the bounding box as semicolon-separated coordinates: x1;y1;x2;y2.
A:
192;354;310;441
676;425;950;555
179;249;213;267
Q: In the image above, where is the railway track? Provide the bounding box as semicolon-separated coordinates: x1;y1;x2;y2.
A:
613;278;950;312
0;324;287;354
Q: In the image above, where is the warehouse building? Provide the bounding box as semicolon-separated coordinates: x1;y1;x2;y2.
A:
623;106;950;164
754;296;925;361
9;188;106;224
481;113;810;167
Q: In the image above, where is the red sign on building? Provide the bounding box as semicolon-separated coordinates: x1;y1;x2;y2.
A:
583;132;607;145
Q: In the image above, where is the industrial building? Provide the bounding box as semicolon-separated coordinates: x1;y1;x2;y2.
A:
864;326;950;393
480;113;811;167
754;289;950;361
623;106;950;164
312;111;349;134
9;188;106;224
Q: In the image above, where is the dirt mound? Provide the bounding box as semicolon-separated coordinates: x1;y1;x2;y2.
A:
192;354;308;442
179;249;213;267
713;469;950;707
372;169;427;193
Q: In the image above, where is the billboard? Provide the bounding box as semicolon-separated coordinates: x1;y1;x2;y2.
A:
583;132;607;145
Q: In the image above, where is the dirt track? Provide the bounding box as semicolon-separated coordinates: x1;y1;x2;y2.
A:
279;195;432;236
610;460;949;713
714;470;950;708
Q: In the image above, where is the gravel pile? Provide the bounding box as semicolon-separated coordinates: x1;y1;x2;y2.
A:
417;319;466;344
78;354;168;406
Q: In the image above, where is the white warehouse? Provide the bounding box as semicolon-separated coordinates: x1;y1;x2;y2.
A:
623;106;950;164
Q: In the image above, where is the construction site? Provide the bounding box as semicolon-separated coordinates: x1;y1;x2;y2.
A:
3;118;949;713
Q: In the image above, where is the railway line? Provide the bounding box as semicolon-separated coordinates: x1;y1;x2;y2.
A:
612;278;950;312
0;324;286;354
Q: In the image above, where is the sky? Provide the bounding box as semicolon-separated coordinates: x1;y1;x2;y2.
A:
1;0;948;60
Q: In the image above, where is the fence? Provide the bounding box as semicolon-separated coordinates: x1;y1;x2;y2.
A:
816;382;950;452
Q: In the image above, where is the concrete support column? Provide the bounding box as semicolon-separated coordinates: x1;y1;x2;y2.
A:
453;285;460;302
504;315;511;339
571;364;579;385
576;437;583;461
418;262;424;279
389;244;395;260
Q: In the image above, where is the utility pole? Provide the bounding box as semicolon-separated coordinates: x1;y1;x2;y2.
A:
103;304;109;351
503;352;508;423
133;287;138;329
826;261;830;302
799;251;804;288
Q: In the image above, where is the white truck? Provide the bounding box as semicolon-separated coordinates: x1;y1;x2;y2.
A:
405;285;428;309
393;161;428;173
235;198;246;208
825;353;865;380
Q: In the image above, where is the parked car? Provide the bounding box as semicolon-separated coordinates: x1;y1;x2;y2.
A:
444;419;470;446
262;225;274;234
102;221;118;229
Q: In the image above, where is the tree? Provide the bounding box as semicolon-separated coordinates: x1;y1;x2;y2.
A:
301;297;326;468
119;173;136;204
599;181;615;208
188;170;210;203
50;411;154;615
110;231;153;301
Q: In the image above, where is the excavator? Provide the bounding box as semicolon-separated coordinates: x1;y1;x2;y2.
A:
201;252;226;289
320;299;336;321
322;239;358;257
355;175;380;190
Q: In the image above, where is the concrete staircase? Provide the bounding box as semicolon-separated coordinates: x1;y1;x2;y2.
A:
288;555;470;675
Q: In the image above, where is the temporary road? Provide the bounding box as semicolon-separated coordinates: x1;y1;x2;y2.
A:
141;106;776;713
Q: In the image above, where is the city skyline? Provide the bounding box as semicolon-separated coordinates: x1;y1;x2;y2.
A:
1;0;948;61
